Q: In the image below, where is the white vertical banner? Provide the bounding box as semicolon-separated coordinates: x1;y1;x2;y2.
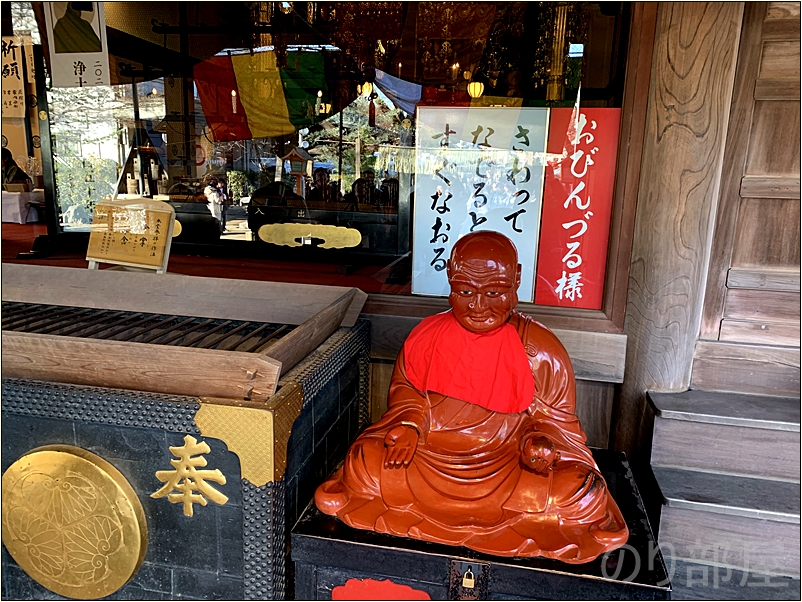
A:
412;107;549;301
43;1;110;88
2;36;26;117
19;34;37;84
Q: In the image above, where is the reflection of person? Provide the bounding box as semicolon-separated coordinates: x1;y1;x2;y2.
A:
379;174;399;210
216;180;228;231
343;177;370;210
308;167;334;203
316;232;629;562
53;2;102;54
363;169;380;204
2;148;32;189
203;178;224;232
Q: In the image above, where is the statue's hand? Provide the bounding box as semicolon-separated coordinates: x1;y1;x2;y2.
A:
383;425;418;469
521;435;560;473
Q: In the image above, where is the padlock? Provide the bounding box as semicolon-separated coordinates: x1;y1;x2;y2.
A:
462;567;475;589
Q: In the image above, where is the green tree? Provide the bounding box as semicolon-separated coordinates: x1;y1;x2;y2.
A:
306;92;403;191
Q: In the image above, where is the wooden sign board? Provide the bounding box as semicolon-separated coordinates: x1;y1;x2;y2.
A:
86;199;176;273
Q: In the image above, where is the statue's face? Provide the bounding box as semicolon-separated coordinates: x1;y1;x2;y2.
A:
448;242;520;334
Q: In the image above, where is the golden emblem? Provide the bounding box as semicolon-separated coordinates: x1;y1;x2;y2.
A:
151;435;229;516
258;223;362;249
1;445;147;600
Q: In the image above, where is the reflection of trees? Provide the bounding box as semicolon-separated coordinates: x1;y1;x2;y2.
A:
47;82;166;213
306;93;403;191
10;2;41;44
54;155;119;212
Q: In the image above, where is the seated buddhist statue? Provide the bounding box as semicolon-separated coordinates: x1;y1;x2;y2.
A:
315;231;629;563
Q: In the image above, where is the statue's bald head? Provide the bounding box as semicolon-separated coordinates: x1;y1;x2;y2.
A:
449;231;519;273
447;232;522;333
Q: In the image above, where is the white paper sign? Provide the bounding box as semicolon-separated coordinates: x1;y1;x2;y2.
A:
412;107;549;301
2;36;26;118
43;1;110;88
18;33;37;84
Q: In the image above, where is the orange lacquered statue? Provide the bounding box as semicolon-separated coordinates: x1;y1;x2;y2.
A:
316;232;628;562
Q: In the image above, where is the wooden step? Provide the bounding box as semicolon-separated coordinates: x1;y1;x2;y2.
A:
667;559;800;600
656;468;800;579
649;390;800;480
654;466;800;525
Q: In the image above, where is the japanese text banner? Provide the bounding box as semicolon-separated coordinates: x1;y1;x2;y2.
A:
412;107;549;302
535;108;621;309
2;36;25;117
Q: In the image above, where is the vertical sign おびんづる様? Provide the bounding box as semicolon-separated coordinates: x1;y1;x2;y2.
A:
43;1;110;88
535;108;621;309
2;36;26;118
412;107;549;301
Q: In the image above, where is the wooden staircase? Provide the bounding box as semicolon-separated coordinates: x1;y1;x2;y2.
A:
648;390;801;600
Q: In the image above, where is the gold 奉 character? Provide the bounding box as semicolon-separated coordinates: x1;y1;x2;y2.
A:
152;435;229;516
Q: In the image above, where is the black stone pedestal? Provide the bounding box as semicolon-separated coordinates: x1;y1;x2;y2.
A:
291;450;670;600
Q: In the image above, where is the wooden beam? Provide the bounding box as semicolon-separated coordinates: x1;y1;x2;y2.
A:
363;293;622;334
363;313;627;383
614;3;745;456
727;267;801;291
740;175;801;198
602;2;659;331
1;264;367;327
692;340;800;397
266;290;356;376
1;331;281;402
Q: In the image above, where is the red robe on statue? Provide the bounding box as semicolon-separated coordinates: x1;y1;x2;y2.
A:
315;310;628;562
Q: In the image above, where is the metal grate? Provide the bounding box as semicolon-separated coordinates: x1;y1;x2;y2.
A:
1;301;291;353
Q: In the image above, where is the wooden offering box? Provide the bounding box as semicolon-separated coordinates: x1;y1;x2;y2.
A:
1;264;366;402
1;264;370;600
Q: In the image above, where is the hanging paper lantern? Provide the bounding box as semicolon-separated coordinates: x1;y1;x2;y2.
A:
467;81;485;99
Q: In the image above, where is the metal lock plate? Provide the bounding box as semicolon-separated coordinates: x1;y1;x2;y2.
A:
448;560;490;600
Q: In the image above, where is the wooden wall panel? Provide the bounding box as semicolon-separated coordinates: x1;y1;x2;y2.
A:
745;101;801;175
727;266;801;291
740;175;800;198
723;288;800;322
699;2;767;339
368;361;614;449
754;78;800;100
692;340;800;397
370;360;394;423
719;319;800;347
758;40;801;79
575;381;615;449
732;197;801;267
364;313;628;383
614;2;744;453
765;2;801;20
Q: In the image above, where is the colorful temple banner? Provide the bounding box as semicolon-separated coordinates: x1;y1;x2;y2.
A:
194;50;328;142
535;108;621;309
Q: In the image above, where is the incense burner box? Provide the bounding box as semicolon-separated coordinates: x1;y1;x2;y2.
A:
1;266;370;600
292;450;671;601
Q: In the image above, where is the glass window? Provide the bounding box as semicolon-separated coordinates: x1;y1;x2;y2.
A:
35;1;634;311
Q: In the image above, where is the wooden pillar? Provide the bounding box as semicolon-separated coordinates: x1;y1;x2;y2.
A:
611;3;744;466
